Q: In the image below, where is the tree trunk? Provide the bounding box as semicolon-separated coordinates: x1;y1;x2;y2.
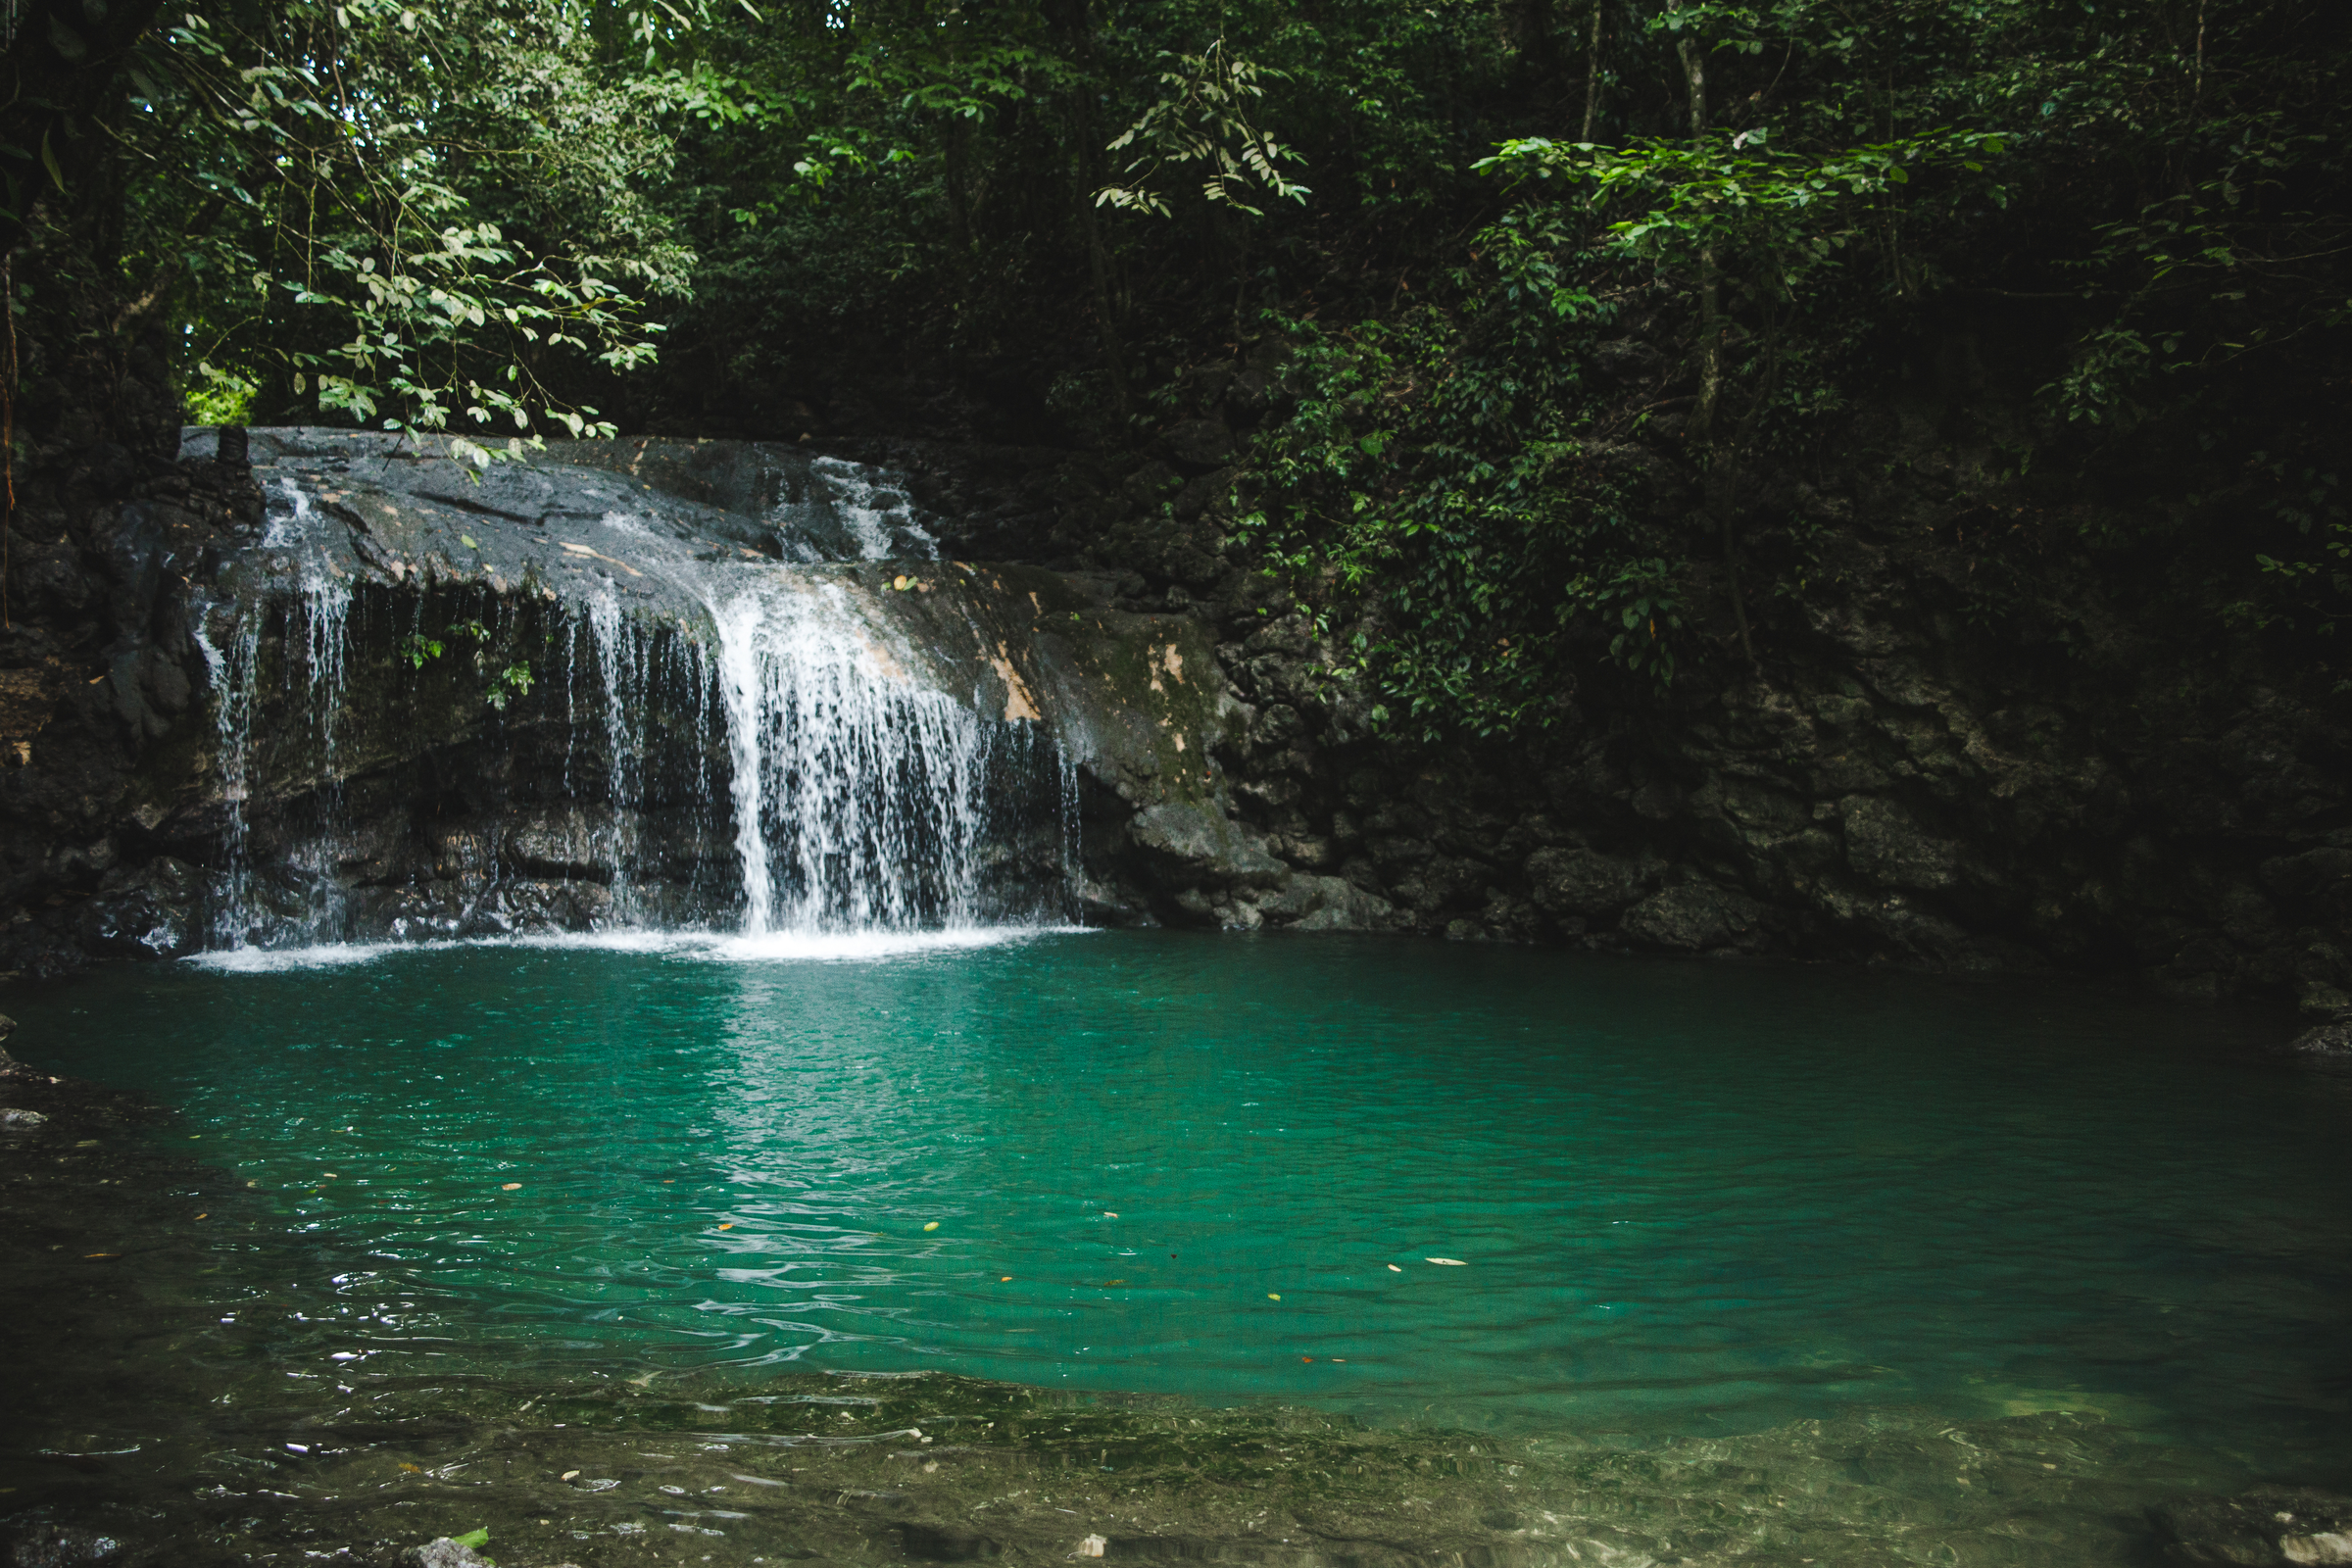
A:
1580;0;1604;140
1053;0;1134;416
1667;0;1756;667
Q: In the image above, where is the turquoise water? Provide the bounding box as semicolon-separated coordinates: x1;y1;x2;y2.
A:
13;929;2351;1476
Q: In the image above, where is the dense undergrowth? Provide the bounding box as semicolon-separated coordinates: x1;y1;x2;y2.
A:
4;0;2347;739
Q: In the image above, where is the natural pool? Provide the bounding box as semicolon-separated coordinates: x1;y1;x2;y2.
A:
3;930;2348;1567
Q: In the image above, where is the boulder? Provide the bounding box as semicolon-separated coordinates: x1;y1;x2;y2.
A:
1126;801;1287;893
1841;796;1962;892
1158;417;1236;471
1620;883;1767;952
1525;843;1643;916
74;858;203;959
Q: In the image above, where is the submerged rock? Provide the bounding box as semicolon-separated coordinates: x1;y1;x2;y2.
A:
2;1523;123;1567
2152;1486;2352;1564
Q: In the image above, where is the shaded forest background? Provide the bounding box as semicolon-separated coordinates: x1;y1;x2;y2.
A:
7;0;2345;741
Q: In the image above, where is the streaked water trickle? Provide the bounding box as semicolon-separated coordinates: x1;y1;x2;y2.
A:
196;446;1072;949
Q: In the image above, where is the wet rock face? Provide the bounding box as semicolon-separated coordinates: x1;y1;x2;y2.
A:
1;328;2344;992
0;413;1371;960
1193;593;2352;993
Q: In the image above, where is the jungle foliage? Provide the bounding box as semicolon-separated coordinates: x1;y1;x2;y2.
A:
6;0;2349;732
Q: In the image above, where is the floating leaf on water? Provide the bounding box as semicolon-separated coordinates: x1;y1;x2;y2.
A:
400;1463;423;1473
1267;1293;1281;1300
1388;1264;1402;1272
1300;1356;1314;1362
1001;1276;1012;1282
561;1470;581;1481
1103;1211;1118;1218
461;535;478;550
923;1221;939;1231
194;1213;208;1221
501;1182;521;1190
717;1223;734;1230
1426;1257;1467;1266
452;1527;490;1550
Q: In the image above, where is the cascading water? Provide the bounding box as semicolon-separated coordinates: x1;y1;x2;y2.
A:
187;430;1080;952
704;574;1003;934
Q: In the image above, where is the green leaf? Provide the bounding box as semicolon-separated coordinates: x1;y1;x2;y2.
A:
453;1528;490;1550
46;14;88;63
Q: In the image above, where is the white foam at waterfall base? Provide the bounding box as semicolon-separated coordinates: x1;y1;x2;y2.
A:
186;926;1087;973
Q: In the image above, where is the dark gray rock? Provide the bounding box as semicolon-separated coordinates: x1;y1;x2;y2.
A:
1588;338;1669;386
1158;417;1236;471
1620;883;1767;952
1126;802;1287;894
1250;872;1395;931
2288;1018;2352;1054
2151;1485;2352;1564
1525;843;1643;916
75;857;203;958
4;1523;123;1568
1840;796;1961;892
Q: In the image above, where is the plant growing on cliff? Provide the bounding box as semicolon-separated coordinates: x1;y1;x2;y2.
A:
400;622;535;710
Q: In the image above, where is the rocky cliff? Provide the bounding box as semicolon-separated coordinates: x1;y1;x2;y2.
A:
1;328;2345;1025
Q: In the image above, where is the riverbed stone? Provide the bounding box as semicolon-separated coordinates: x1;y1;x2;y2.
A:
2152;1485;2352;1564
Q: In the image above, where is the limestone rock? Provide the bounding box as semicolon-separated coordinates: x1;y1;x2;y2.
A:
1158;417;1235;470
1840;796;1962;892
1126;802;1287;893
1251;873;1396;931
74;858;203;959
1525;843;1643;916
1619;883;1767;952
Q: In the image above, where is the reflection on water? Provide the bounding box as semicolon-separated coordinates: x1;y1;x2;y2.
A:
3;931;2349;1565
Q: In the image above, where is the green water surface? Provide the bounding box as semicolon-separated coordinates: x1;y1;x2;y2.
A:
14;928;2348;1482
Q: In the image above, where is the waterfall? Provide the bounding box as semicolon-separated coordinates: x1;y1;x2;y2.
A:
189;433;1077;952
705;575;1002;934
191;613;259;945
